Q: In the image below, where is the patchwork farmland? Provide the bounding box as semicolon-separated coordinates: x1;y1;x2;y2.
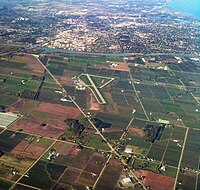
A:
0;45;199;190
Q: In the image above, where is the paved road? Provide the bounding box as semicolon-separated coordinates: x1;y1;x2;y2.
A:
1;46;199;189
9;140;57;190
93;154;113;189
173;127;189;190
32;54;148;190
195;157;200;190
119;117;134;141
0;176;42;190
129;75;150;121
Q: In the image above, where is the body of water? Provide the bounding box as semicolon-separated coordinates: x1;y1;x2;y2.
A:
169;0;200;19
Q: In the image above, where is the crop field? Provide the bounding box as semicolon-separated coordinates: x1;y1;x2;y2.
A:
12;184;37;190
111;89;147;119
62;53;122;67
132;158;177;178
134;170;175;190
168;127;186;141
0;112;19;129
95;159;123;190
131;118;147;128
115;79;133;91
177;172;197;190
0;74;41;95
0;130;28;152
162;141;182;167
161;125;173;140
95;112;130;129
11;136;54;160
62;84;87;108
0;60;27;70
0;95;19;107
147;140;168;161
142;97;164;113
125;134;151;156
181;129;200;170
19;160;56;189
19;141;108;189
147;126;186;164
135;83;154;98
0;56;44;75
0;130;49;181
128;56;200;189
9;99;40;115
10;102;81;138
81;134;111;151
0;50;200;190
0;179;14;190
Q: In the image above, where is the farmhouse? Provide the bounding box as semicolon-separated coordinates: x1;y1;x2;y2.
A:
123;177;132;184
124;148;133;154
158;119;169;124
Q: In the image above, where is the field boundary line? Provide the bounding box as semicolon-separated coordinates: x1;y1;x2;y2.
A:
173;127;189;190
93;154;112;189
195;157;200;190
74;153;95;184
33;53;148;190
9;140;57;190
160;127;175;164
129;75;150;121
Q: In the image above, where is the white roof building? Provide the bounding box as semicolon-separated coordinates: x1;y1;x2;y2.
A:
123;177;132;184
124;148;132;154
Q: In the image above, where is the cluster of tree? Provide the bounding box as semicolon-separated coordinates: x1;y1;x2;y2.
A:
20;89;36;99
132;159;151;171
39;56;48;65
143;124;159;143
93;117;112;129
0;105;6;113
64;118;85;135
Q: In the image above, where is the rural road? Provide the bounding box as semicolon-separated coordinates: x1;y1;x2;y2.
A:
32;54;148;190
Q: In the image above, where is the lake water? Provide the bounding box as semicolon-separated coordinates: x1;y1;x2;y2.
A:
169;0;200;19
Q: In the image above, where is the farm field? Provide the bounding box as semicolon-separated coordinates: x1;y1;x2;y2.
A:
0;130;54;183
0;112;19;129
0;179;14;190
20;141;108;189
0;48;199;190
